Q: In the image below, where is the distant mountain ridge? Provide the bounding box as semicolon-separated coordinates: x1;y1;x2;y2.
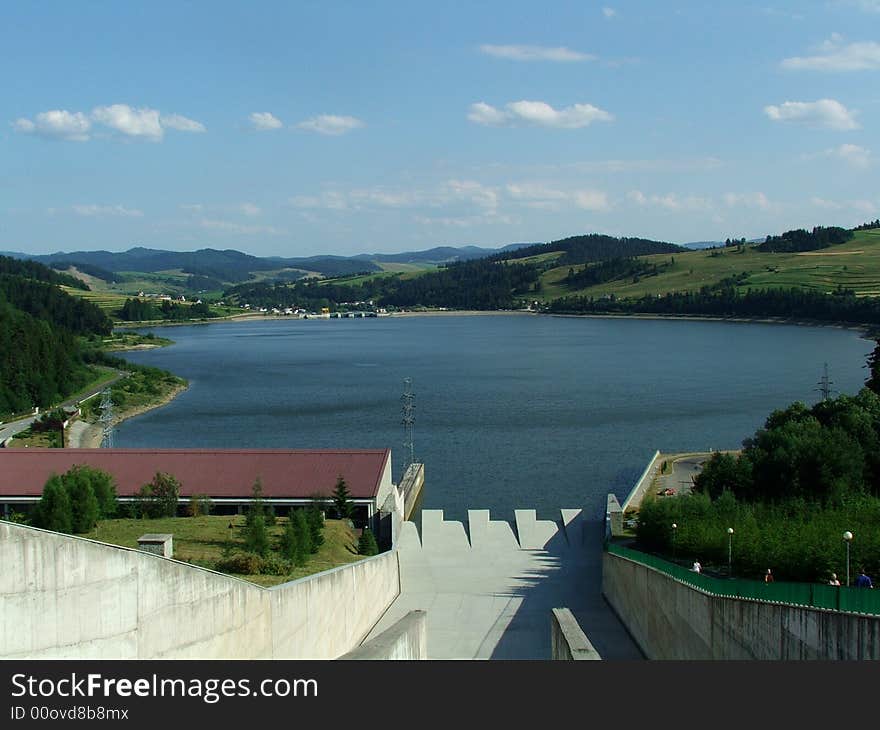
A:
0;242;538;282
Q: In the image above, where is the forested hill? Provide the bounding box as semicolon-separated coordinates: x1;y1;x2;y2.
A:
492;233;683;265
0;254;89;290
0;259;112;416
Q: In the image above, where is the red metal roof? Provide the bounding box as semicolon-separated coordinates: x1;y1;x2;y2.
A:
0;449;391;500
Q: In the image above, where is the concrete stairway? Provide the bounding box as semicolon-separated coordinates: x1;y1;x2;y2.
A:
405;508;586;550
366;507;643;660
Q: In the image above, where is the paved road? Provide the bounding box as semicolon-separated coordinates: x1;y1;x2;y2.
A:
0;370;126;444
654;454;711;496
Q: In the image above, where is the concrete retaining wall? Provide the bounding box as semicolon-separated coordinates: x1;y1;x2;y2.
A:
550;608;601;660
621;450;661;513
603;551;880;660
0;520;400;659
339;610;427;660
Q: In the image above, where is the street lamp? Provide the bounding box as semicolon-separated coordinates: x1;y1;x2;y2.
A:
843;531;853;587
672;523;678;561
727;527;734;578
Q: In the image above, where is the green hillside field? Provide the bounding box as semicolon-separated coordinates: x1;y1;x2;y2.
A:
538;228;880;301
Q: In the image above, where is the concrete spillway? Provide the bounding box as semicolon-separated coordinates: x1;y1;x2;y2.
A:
371;509;643;660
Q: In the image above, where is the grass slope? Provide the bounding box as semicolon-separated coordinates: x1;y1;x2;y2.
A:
79;515;366;587
539;229;880;301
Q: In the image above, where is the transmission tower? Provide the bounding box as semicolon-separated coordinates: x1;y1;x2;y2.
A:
99;388;114;448
401;377;415;469
816;363;835;402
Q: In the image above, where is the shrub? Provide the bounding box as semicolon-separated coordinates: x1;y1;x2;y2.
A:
215;552;264;575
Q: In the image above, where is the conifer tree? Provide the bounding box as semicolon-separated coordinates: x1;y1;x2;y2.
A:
63;467;99;533
245;515;270;557
36;474;73;534
358;527;378;556
332;475;353;519
281;514;300;564
293;509;312;564
306;503;325;552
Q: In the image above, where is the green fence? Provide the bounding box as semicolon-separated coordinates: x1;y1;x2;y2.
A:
607;543;880;616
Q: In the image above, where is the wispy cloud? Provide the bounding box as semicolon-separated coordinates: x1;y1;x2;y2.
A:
479;44;595;62
14;104;205;142
506;182;610;211
627;191;712;211
249;112;283;131
199;218;282;235
297;114;364;135
764;99;859;130
602;7;616;18
70;204;144;218
468;100;614;129
160;113;206;133
782;34;880;71
722;192;772;210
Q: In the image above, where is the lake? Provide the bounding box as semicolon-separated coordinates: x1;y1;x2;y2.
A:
115;314;873;521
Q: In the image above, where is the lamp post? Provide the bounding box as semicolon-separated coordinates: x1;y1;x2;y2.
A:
672;523;678;561
843;531;853;587
727;527;734;578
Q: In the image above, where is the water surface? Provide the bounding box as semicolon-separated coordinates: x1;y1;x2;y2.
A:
116;315;873;520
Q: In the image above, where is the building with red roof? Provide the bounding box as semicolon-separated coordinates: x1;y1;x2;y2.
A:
0;448;395;522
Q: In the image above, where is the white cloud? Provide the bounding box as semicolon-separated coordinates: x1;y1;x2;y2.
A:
845;1;880;12
628;191;712;211
723;192;772;210
91;104;164;140
239;203;261;217
479;44;595;62
12;110;91;141
764;99;859;130
507;182;609;211
160;113;206;133
297;114;364;135
811;196;876;213
71;204;144;218
199;218;281;235
602;7;616;18
249;112;283;131
14;104;205;142
828;143;872;168
782;36;880;71
467;102;510;126
468;100;614;129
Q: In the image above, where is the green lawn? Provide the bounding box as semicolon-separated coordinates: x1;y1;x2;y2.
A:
78;515;367;586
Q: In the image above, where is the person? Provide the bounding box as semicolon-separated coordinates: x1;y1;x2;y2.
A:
764;568;774;584
855;568;874;589
828;573;841;587
691;560;701;573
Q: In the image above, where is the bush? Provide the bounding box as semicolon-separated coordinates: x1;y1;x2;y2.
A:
188;494;213;517
260;555;293;576
34;474;72;534
215;552;264;575
135;472;181;518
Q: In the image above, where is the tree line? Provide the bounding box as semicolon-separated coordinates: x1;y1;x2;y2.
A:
757;226;852;253
634;346;880;582
117;298;215;322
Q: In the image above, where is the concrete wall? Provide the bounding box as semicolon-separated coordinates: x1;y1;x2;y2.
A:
339;610;427;660
603;551;880;660
621;450;661;513
0;520;400;660
550;608;601;660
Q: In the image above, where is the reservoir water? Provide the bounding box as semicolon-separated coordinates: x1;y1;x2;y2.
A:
115;315;873;521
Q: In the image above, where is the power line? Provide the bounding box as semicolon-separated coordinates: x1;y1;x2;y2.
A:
401;377;415;469
99;388;114;448
816;362;835;402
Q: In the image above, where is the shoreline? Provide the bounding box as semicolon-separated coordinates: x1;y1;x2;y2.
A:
67;383;189;449
547;311;873;336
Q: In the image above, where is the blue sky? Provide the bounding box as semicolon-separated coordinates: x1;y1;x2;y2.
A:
2;0;879;257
